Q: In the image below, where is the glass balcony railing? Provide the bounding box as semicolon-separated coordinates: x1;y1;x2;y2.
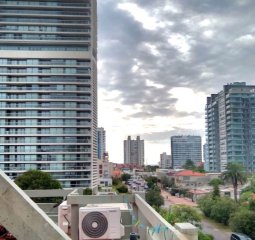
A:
0;35;90;41
0;69;90;74
0;26;91;33
3;147;91;153
0;113;91;117
2;166;92;171
0;130;91;135
3;95;91;100
0;18;91;24
0;1;91;8
0;10;90;16
0;139;91;144
2;122;91;126
0;86;91;91
2;78;90;83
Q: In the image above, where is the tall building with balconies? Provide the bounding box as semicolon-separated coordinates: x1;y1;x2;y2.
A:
206;82;255;172
0;0;98;189
171;135;202;169
97;127;106;161
124;136;144;166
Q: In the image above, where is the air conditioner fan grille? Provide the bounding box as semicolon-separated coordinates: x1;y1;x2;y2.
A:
81;211;108;238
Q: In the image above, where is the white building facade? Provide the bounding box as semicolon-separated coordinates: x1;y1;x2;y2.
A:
0;0;98;189
124;136;144;166
159;152;172;169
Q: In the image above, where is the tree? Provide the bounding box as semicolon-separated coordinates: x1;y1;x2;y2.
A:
171;204;202;227
209;178;223;199
145;186;164;208
160;176;175;189
15;170;61;190
120;173;131;182
229;208;255;239
83;188;92;195
159;206;213;240
116;185;128;193
196;166;206;173
221;163;247;202
182;160;196;170
197;194;215;217
159;204;202;227
198;231;214;240
210;197;238;225
145;176;158;189
249;198;255;211
241;174;255;194
182;160;205;173
144;165;159;172
239;191;253;204
112;177;121;186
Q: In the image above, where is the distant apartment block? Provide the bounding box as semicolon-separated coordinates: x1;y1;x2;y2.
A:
206;82;255;172
97;127;106;160
203;143;209;172
0;0;98;189
124;136;144;166
171;135;202;168
159;152;172;169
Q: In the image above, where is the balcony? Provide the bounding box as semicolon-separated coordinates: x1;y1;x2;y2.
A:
0;170;198;240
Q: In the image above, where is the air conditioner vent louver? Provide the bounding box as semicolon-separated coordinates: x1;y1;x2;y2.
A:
81;212;108;238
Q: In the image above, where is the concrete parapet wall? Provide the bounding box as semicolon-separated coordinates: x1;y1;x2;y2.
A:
135;194;198;240
9;180;197;240
0;170;70;240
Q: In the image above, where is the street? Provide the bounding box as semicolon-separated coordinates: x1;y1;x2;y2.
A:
202;217;231;240
161;190;232;240
161;189;197;207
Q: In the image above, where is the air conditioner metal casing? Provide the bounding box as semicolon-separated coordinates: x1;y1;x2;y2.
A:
58;201;71;235
79;206;124;240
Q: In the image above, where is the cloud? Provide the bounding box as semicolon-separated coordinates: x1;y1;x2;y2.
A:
98;0;255;162
141;128;204;142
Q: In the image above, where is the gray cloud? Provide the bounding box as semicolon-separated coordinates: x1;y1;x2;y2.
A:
141;128;204;142
98;0;255;119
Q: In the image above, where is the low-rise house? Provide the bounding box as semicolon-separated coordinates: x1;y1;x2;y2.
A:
188;189;211;202
174;170;208;188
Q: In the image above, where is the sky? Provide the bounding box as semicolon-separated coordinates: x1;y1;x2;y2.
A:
97;0;255;165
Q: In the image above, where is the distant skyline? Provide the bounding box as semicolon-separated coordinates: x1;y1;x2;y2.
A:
97;0;255;164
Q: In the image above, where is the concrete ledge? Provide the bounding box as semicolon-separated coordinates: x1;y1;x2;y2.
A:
175;223;198;240
0;170;71;240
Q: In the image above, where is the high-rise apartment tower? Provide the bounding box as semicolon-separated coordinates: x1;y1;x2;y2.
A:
205;82;255;172
97;127;106;161
124;136;144;166
0;0;98;189
171;135;202;168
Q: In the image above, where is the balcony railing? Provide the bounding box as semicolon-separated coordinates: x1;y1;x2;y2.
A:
0;170;198;240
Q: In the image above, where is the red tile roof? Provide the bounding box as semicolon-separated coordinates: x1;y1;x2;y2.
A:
112;170;122;177
175;170;205;177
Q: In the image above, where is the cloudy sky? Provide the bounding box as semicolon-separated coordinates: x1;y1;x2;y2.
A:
97;0;255;165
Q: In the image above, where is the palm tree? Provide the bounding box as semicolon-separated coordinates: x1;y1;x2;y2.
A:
221;163;247;202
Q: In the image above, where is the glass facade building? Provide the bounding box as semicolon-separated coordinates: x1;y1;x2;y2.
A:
205;82;255;172
0;0;98;189
97;127;105;161
171;135;202;169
